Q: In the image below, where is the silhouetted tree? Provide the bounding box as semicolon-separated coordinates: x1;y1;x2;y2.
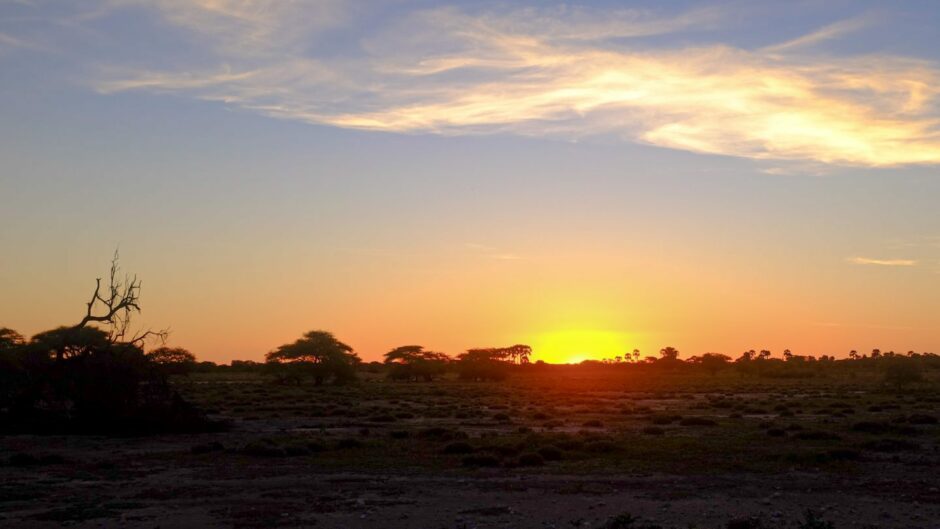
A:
384;345;450;381
883;360;922;390
72;250;167;346
0;253;214;434
265;330;360;385
631;349;640;362
147;346;197;375
505;344;532;364
699;353;731;375
0;328;25;351
456;348;511;381
659;346;680;361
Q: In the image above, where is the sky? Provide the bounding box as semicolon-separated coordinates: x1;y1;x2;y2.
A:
1;0;939;364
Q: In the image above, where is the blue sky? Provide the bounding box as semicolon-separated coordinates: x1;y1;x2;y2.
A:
1;1;939;362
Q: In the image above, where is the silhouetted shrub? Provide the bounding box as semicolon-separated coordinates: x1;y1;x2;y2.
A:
442;441;474;454
336;438;362;449
191;441;225;454
679;417;717;426
726;516;765;529
797;509;835;529
862;438;918;452
516;452;544;466
462;454;500;467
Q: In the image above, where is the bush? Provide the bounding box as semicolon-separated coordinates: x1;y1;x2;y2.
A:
516;452;544;466
679;417;717;426
462;454;500;467
442;441;474;454
538;446;564;461
797;510;834;529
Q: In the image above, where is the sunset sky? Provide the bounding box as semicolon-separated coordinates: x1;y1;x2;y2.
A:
2;1;939;364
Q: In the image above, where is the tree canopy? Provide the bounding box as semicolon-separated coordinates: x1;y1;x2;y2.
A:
265;330;360;385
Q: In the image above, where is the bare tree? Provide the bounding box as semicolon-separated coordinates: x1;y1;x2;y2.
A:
74;250;167;346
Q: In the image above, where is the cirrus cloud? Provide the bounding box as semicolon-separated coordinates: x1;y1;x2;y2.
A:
88;2;940;168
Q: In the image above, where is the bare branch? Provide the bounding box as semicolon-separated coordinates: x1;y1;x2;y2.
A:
74;249;166;346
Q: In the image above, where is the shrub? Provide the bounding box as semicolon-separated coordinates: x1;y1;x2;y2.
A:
462;454;500;467
336;438;362;449
517;452;544;466
442;442;474;454
679;417;717;426
797;510;834;529
538;446;564;461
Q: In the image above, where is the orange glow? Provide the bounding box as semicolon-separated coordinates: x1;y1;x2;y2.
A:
530;329;635;364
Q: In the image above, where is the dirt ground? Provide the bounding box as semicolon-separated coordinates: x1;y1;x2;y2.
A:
2;371;939;528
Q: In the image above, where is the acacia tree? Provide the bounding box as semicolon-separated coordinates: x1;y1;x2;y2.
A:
147;346;197;374
699;353;731;375
659;346;680;361
0;328;25;351
265;330;360;385
384;345;450;381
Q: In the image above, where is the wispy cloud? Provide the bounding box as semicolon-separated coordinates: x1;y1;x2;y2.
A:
848;257;918;267
762;15;874;53
81;3;940;167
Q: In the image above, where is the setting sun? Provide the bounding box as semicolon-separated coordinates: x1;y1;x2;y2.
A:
530;329;635;364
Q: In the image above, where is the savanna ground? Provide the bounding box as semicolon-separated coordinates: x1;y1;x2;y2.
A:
3;367;940;528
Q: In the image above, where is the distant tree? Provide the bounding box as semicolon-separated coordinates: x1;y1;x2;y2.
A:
265;331;359;386
736;350;755;362
456;348;512;381
631;349;640;362
758;349;771;360
659;346;680;361
147;346;197;375
783;349;793;362
699;353;731;375
0;328;25;351
384;345;450;381
265;330;360;385
871;348;882;358
883;360;923;390
849;350;859;360
505;344;532;364
30;326;111;362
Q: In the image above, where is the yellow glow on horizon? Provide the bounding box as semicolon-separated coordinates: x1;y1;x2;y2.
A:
530;329;634;364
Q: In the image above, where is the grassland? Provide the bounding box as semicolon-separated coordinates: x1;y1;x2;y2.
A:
2;367;940;528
